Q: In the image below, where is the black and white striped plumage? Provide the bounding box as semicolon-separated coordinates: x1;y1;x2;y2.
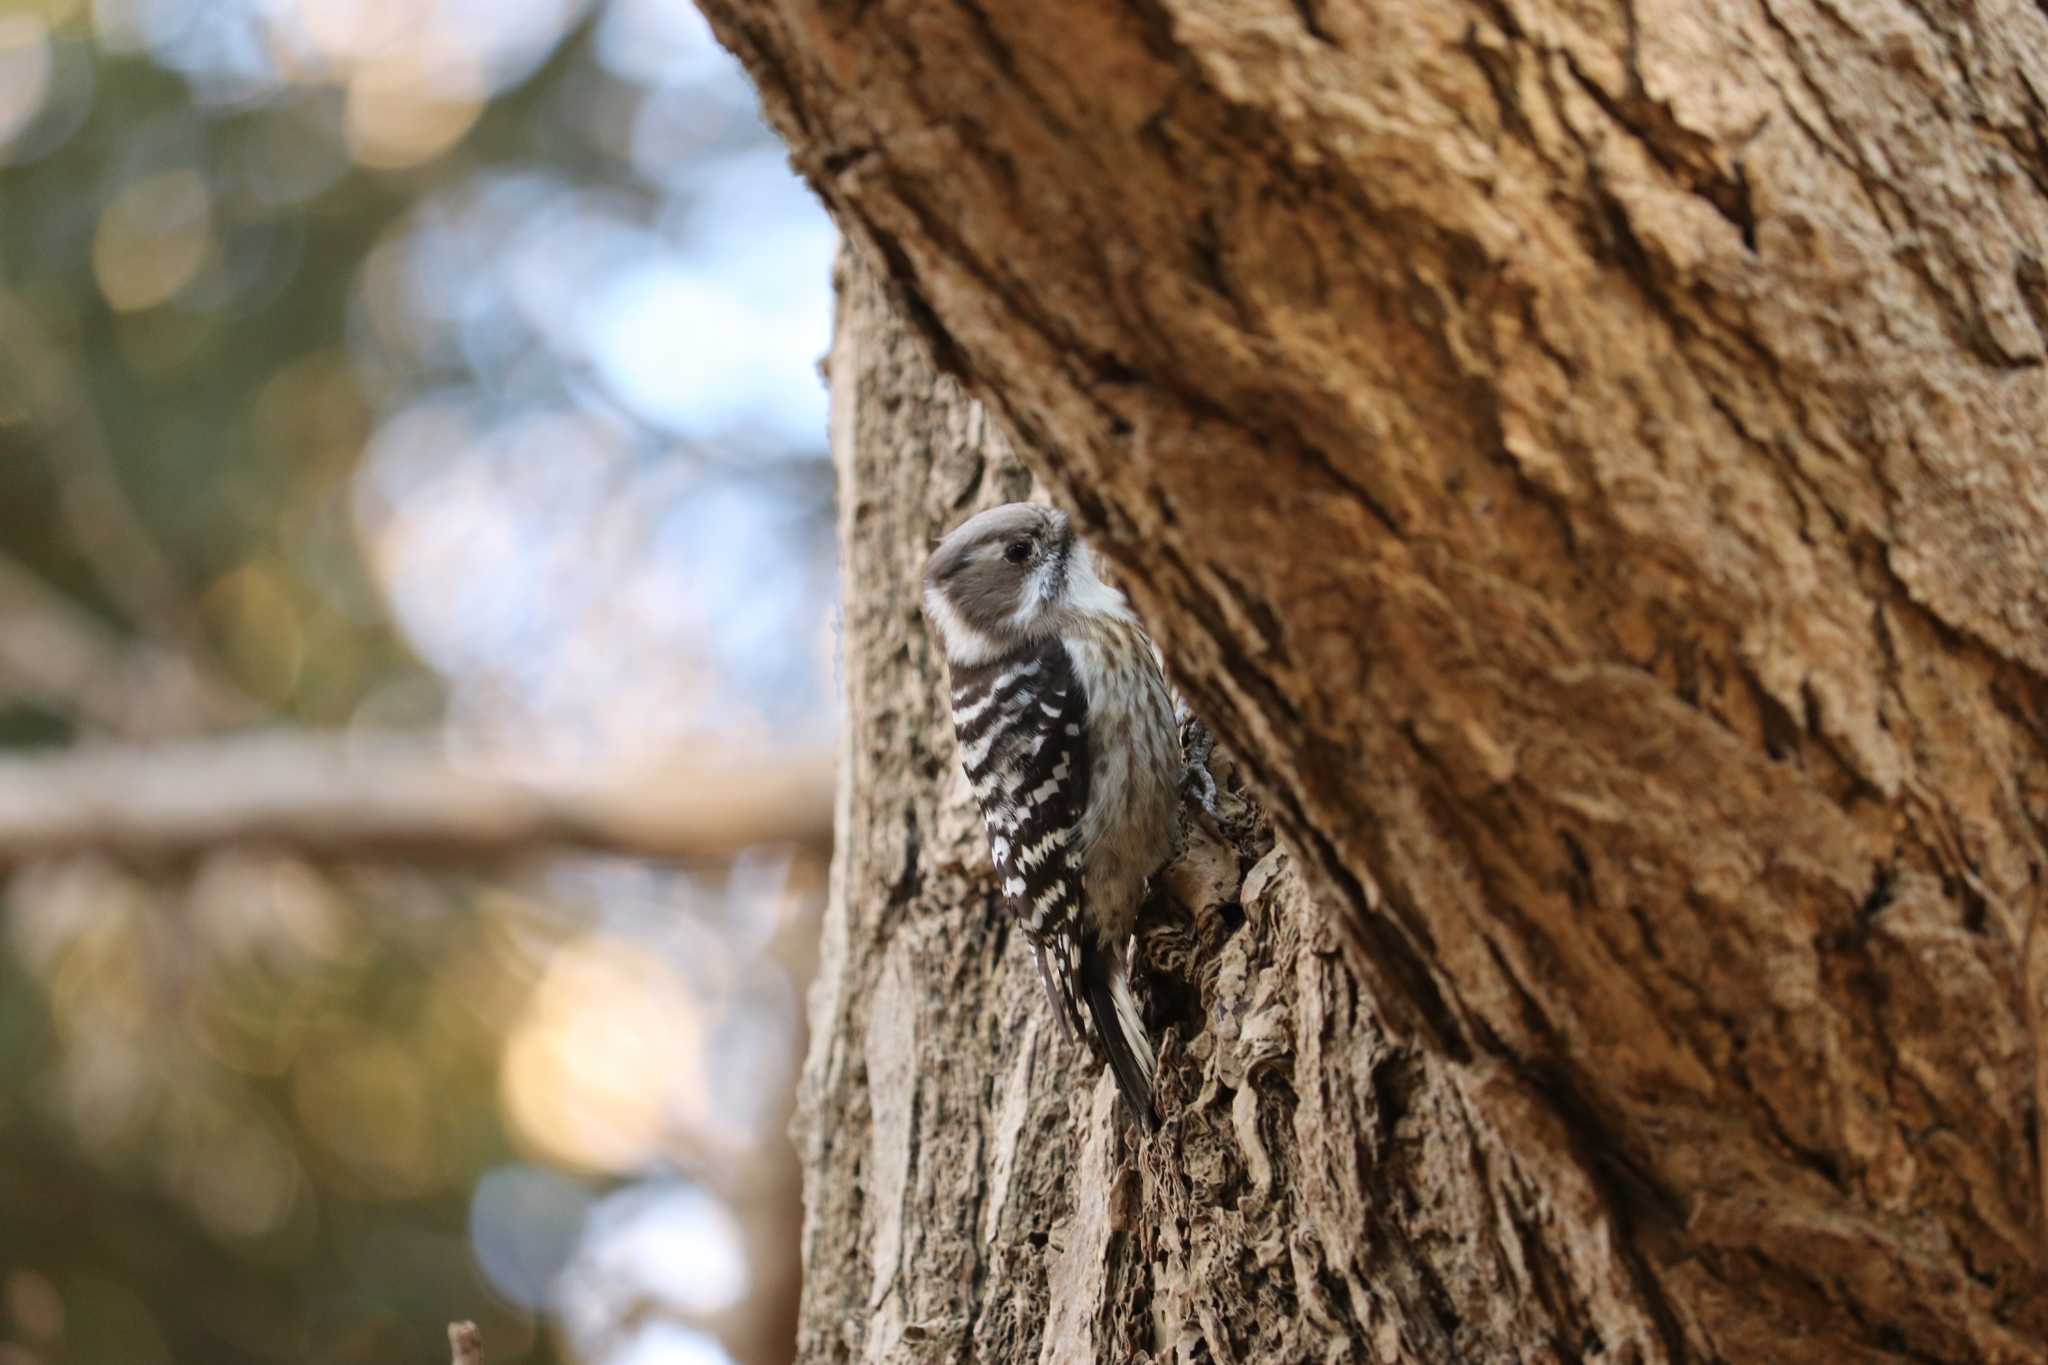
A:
922;503;1179;1130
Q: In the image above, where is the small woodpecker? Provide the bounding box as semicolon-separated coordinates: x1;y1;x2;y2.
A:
922;502;1180;1130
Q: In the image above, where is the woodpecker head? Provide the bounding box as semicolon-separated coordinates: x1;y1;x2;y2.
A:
923;502;1125;666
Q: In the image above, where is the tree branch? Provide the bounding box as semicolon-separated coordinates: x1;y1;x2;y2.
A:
0;730;833;866
0;553;259;738
0;292;223;666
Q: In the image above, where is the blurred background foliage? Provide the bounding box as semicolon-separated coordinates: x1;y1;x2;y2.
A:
0;1;837;1362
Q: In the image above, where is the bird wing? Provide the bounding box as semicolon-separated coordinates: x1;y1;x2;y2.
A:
953;637;1092;1040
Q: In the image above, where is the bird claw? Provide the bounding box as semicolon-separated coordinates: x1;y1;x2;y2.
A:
1183;760;1221;823
1177;711;1226;839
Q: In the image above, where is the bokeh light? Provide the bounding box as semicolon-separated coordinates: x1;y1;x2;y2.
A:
0;17;56;151
0;1;833;1363
501;935;704;1174
469;1163;598;1310
93;169;214;311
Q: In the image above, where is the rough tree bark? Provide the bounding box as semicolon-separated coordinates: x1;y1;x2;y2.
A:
718;1;2048;1360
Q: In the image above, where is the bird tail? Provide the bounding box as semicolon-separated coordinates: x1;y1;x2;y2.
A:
1031;939;1078;1044
1079;934;1159;1131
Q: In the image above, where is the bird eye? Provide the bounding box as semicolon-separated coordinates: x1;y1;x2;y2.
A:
1003;540;1033;564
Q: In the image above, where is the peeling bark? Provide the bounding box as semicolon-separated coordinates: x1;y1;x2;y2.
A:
753;2;2048;1359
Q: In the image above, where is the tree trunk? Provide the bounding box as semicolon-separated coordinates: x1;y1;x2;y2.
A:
725;2;2048;1359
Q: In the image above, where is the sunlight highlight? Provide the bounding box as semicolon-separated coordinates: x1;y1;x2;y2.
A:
501;936;704;1173
92;170;214;311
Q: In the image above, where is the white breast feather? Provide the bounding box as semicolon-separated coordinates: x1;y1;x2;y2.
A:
1062;544;1136;623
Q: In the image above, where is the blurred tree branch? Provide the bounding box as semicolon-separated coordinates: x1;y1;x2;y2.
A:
0;730;832;866
0;552;260;737
0;293;228;667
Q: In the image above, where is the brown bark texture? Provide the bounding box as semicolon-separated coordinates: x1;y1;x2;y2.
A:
721;1;2048;1360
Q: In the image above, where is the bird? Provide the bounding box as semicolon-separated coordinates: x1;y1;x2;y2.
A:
921;501;1181;1130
